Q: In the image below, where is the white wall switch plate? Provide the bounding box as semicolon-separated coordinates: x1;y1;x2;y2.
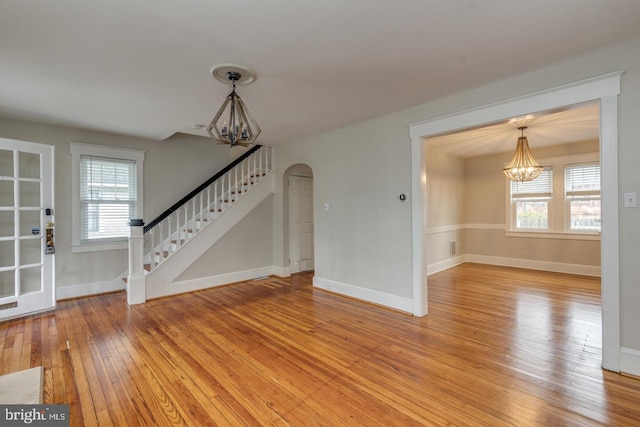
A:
623;192;637;208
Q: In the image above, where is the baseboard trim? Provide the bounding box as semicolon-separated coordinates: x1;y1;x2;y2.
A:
147;266;275;300
620;347;640;377
312;276;413;313
464;254;601;277
56;276;126;300
427;256;466;276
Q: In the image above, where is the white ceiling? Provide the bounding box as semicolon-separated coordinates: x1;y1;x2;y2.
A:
1;1;639;146
426;102;601;158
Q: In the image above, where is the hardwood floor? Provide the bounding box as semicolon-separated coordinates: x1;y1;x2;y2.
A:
2;263;640;426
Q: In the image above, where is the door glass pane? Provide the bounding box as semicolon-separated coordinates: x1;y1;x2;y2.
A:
0;211;14;237
19;152;40;179
0;181;13;207
21;267;41;294
0;270;15;298
20;210;41;236
19;181;40;207
0;149;13;176
20;238;41;265
0;240;14;267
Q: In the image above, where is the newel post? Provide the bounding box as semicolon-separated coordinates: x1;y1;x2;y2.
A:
127;219;146;305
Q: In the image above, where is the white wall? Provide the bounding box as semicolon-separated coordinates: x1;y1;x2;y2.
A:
425;147;465;271
0;118;233;294
463;140;601;275
274;38;640;362
274;115;414;303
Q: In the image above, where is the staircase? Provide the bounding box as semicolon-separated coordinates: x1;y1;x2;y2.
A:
127;145;274;304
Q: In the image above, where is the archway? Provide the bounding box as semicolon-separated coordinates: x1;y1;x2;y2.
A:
283;164;314;274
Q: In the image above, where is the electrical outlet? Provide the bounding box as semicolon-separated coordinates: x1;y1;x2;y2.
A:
450;241;456;256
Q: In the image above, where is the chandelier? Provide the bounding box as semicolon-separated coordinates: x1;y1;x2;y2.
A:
207;65;261;147
503;126;543;182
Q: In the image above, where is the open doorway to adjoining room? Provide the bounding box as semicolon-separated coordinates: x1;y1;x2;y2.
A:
283;164;314;275
409;72;621;372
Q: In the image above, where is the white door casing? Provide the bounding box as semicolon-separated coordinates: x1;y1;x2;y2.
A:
0;138;55;320
409;71;622;372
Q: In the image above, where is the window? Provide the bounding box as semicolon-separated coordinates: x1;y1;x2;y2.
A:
510;168;552;230
80;156;136;242
70;142;144;252
565;164;601;231
506;153;600;238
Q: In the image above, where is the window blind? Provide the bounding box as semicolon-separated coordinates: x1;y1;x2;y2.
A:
511;168;552;200
80;155;136;243
565;164;600;199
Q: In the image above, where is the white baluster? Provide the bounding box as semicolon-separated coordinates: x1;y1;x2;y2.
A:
158;222;165;265
234;164;238;199
149;228;155;272
241;158;245;194
191;197;200;234
251;153;258;187
167;213;173;257
263;147;267;171
185;200;189;232
199;191;204;228
176;207;182;249
207;186;211;219
213;181;218;217
227;172;231;207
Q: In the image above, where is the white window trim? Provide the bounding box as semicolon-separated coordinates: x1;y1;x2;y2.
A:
505;152;600;240
70;142;145;253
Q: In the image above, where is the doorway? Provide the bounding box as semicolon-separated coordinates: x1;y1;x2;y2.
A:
0;138;55;320
409;72;622;372
285;164;314;274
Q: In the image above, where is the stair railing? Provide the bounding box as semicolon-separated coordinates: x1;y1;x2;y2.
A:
128;145;273;290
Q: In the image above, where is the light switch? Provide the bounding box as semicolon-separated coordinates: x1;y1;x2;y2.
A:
623;192;637;208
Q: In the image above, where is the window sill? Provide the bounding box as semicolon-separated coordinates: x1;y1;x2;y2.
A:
71;241;128;253
505;231;600;241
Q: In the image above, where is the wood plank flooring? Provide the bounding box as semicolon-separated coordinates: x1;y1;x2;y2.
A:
2;263;640;426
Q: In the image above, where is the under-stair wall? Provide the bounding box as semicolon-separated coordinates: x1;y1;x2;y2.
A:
145;172;274;299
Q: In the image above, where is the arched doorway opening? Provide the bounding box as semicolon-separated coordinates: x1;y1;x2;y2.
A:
283;164;314;274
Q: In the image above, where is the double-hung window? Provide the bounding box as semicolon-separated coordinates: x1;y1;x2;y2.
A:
510;168;552;230
70;142;144;252
565;163;601;232
506;152;600;238
80;156;136;242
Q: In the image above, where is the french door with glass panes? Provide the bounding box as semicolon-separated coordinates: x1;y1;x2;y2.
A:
0;138;55;320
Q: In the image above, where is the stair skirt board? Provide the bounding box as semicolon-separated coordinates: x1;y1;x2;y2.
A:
146;267;276;300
